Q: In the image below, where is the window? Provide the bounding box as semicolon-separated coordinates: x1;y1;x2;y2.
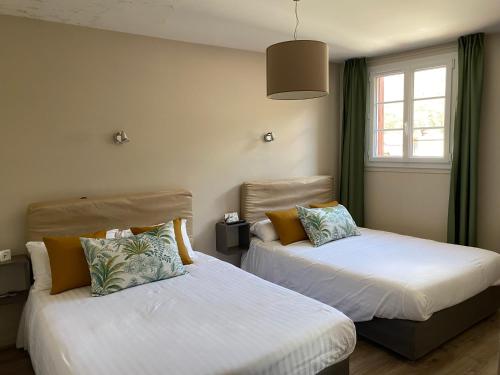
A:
367;53;456;169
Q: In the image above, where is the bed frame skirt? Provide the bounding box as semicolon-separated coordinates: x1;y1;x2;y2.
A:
355;285;500;360
317;357;349;375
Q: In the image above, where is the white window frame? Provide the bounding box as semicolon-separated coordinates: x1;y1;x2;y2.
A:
366;52;457;170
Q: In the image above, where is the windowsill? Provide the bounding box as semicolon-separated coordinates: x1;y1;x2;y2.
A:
365;158;451;173
365;162;451;174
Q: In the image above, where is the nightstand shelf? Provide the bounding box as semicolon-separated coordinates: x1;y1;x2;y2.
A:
216;221;250;255
0;254;30;305
0;290;29;306
0;253;31;349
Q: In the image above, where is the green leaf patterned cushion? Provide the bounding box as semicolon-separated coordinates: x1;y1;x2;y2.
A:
80;221;186;296
297;205;361;247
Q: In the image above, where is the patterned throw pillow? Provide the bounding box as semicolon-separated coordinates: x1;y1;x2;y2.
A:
80;222;186;296
297;205;361;247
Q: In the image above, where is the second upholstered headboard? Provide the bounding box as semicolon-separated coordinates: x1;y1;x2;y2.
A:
240;176;334;224
26;190;193;242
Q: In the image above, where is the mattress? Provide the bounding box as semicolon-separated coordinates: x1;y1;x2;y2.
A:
241;228;500;322
17;252;355;375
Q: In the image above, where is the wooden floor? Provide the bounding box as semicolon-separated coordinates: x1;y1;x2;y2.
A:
1;312;499;375
0;346;33;375
351;312;500;375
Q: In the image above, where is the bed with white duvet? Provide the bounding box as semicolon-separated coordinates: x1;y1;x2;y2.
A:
242;228;500;322
240;176;500;359
18;252;356;375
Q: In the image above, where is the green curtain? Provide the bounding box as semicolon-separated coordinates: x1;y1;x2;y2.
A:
340;58;367;226
447;33;485;246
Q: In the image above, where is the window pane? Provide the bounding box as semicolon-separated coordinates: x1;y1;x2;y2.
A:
414;67;446;99
412;128;444;157
413;98;445;128
377;102;404;130
377;73;404;102
375;130;403;157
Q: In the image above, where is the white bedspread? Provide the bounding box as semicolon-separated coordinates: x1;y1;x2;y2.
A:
241;229;500;322
18;253;355;375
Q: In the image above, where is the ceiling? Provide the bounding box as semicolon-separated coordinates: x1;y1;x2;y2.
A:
1;0;499;61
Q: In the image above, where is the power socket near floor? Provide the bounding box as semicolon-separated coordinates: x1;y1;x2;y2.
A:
0;249;11;263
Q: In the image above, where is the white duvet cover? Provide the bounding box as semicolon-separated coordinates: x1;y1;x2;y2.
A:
18;253;355;375
241;228;500;322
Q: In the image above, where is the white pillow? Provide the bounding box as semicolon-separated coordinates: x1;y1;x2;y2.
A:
25;241;52;291
106;228;133;239
180;219;197;259
250;219;279;242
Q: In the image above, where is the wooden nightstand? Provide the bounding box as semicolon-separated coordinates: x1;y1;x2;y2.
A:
216;221;250;255
0;254;31;349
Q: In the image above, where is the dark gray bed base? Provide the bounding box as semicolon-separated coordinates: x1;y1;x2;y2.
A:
317;357;349;375
355;286;500;360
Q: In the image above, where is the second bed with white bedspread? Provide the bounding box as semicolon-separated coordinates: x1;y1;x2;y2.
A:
242;228;500;322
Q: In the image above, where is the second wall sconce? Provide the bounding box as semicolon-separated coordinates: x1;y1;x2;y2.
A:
113;130;130;145
263;132;275;142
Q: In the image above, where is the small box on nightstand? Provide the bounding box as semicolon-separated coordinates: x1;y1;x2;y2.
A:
216;221;250;255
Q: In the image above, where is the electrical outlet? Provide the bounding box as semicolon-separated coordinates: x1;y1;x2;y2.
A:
0;249;11;262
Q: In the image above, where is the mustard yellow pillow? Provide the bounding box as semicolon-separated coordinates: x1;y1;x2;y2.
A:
310;200;339;208
130;218;193;265
44;230;106;295
266;208;307;245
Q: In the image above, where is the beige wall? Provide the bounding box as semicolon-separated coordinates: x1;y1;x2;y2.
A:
365;170;450;241
477;33;500;251
1;15;496;259
365;34;500;252
0;15;342;263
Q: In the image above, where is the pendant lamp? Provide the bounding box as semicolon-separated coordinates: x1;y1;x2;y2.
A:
266;0;329;100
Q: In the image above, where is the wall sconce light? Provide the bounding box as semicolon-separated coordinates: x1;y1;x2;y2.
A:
113;130;130;145
263;132;275;142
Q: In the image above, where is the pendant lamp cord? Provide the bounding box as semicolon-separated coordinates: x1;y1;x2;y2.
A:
293;0;300;40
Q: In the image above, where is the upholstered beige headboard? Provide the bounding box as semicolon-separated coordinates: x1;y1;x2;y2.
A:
27;190;193;241
241;176;334;224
